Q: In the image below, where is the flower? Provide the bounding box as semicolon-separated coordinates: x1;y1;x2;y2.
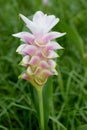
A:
42;0;49;5
13;11;65;89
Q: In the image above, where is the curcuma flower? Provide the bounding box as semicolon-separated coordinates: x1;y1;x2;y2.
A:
13;11;65;89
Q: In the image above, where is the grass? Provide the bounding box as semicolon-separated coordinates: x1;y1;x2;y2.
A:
0;0;87;130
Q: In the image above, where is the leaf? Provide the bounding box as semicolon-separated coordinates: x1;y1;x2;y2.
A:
77;125;87;130
60;21;85;58
29;85;39;114
49;116;67;130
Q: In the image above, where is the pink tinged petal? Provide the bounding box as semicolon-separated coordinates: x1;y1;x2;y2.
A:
40;61;49;69
35;40;49;48
16;44;26;55
35;31;44;42
48;60;56;68
51;69;58;75
19;73;30;81
29;56;40;65
42;69;58;77
22;55;30;64
46;41;63;50
47;51;59;58
27;66;41;75
36;51;44;59
34;67;41;75
42;70;52;77
27;67;33;75
12;32;34;44
42;32;66;43
34;40;45;47
24;45;37;55
19;14;37;34
16;44;37;55
20;55;30;66
42;50;59;58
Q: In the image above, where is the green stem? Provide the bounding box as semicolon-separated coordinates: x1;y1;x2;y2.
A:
38;88;44;130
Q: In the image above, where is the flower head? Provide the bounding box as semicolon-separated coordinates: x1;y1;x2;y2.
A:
13;11;65;89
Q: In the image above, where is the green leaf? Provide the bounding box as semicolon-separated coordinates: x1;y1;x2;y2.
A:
60;21;85;58
77;125;87;130
29;85;39;114
49;116;67;130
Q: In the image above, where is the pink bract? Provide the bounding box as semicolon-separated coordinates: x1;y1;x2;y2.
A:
13;11;65;89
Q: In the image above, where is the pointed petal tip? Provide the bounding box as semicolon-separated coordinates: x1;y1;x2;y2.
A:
55;72;58;76
55;71;58;75
18;61;22;65
51;69;58;75
16;46;23;54
59;46;63;49
58;32;66;38
19;14;25;20
12;34;16;37
16;49;18;52
57;17;60;23
19;13;28;22
18;73;30;81
18;61;27;66
63;32;66;36
12;33;22;38
16;48;19;53
19;13;23;18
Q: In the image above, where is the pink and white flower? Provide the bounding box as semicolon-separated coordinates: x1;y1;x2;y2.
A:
13;11;65;89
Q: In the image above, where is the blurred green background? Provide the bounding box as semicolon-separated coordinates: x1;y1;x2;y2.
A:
0;0;87;130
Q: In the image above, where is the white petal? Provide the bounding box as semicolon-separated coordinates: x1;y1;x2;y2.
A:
42;32;66;43
33;11;59;34
12;32;34;44
46;15;59;32
19;73;30;80
19;14;37;34
41;68;58;77
16;44;37;55
47;41;63;50
47;50;59;58
29;56;40;65
22;55;30;64
27;67;33;75
48;60;56;68
16;44;26;55
39;60;49;69
33;11;44;24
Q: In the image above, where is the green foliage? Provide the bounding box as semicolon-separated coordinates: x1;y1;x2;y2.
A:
0;0;87;129
77;125;87;130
